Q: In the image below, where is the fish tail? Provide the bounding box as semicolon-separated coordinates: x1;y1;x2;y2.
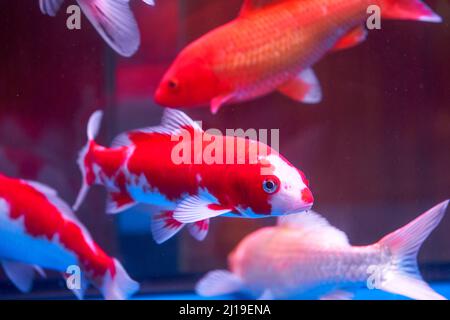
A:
73;110;103;211
379;0;442;22
76;0;148;57
375;200;449;300
100;259;140;300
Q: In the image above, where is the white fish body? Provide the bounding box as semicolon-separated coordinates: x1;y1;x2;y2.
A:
197;200;449;300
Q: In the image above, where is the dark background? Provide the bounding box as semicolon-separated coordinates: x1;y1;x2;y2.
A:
0;0;449;297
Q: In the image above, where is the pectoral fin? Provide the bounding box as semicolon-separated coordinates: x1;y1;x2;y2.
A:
210;94;233;114
188;219;210;241
278;68;322;104
151;211;185;244
173;194;231;223
1;261;41;293
196;270;243;297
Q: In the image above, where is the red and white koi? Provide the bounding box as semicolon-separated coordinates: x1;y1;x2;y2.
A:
74;109;314;244
0;173;139;300
155;0;442;113
197;200;449;300
39;0;155;57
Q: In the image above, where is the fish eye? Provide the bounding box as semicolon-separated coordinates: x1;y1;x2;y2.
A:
167;79;178;90
263;179;278;194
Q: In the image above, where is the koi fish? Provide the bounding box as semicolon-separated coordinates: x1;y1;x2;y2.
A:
0;173;139;300
74;109;313;244
155;0;442;114
39;0;155;57
197;200;449;300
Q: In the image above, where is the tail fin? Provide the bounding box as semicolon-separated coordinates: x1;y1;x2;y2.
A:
379;0;442;22
73;110;103;211
376;200;449;300
77;0;143;57
100;259;140;300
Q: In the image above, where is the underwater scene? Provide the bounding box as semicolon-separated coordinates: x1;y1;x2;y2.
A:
0;0;449;301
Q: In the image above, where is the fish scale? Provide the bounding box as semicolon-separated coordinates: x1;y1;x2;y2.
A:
182;0;371;100
232;228;383;295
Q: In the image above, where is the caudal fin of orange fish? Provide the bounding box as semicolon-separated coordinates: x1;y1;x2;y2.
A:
379;0;442;22
375;200;449;300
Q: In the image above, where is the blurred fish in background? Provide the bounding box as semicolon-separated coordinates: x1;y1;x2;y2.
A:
197;200;449;300
39;0;155;57
155;0;442;113
0;173;139;300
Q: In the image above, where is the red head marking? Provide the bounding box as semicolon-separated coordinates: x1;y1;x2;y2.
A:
155;52;224;108
301;188;314;204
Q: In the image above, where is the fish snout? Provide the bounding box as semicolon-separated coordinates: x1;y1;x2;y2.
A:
154;84;166;106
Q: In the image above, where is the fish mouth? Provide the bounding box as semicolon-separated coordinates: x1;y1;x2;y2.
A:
154;86;166;106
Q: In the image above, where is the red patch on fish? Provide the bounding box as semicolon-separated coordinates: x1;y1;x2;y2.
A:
0;174;115;279
301;188;314;204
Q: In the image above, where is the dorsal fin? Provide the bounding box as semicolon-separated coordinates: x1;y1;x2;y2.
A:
161;108;202;132
111;109;202;148
278;211;350;247
239;0;292;16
